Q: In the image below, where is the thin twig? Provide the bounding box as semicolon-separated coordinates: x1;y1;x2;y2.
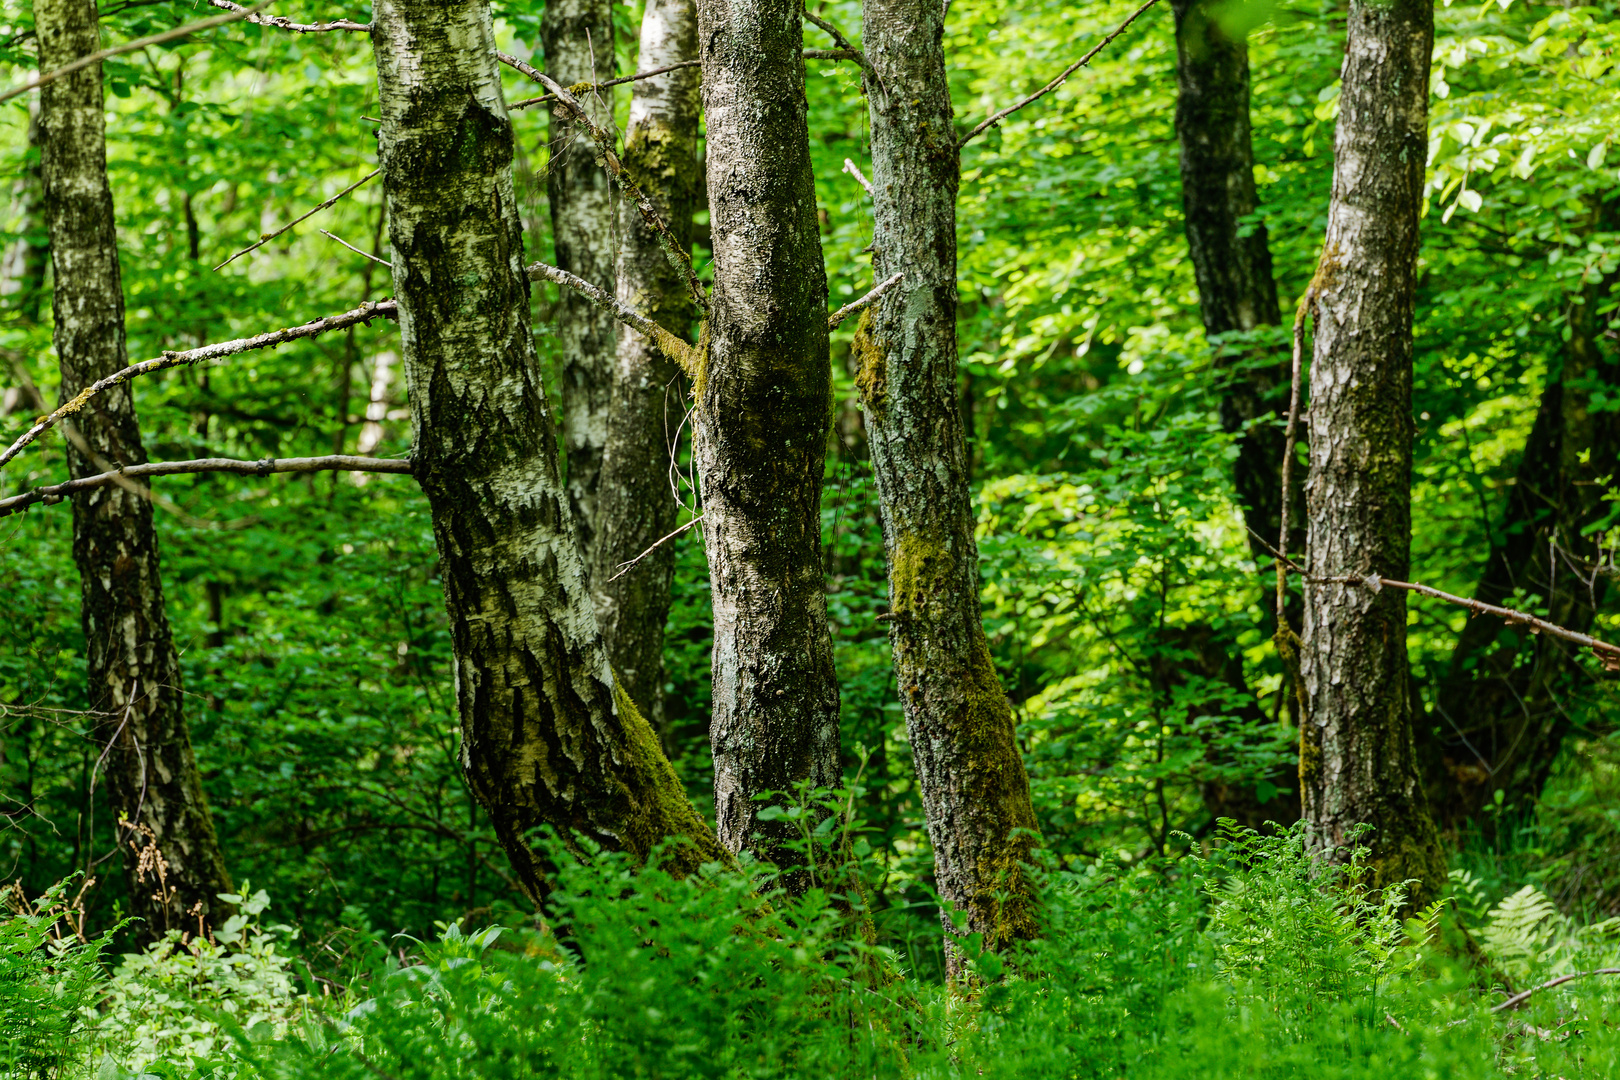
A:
0;456;411;518
0;300;397;473
214;168;380;270
525;261;697;375
843;159;873;195
0;1;271;105
206;0;367;33
828;272;903;330
1492;969;1620;1012
608;515;704;582
501;58;710;315
320;229;392;269
1277;284;1315;627
957;0;1164;148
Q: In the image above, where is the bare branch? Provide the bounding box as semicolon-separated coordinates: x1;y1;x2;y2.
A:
214;168;380;271
500;56;709;314
524;261;699;375
828;273;903;330
506;53;854;112
608;514;703;582
1492;969;1620;1012
0;300;397;473
957;0;1164;148
804;10;877;89
0;456;411;519
320;229;392;269
0;1;271;105
206;0;368;33
842;158;873;195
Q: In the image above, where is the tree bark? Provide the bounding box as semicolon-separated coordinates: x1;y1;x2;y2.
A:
1425;199;1620;828
1299;0;1445;906
695;0;842;864
854;0;1039;961
1;99;48;325
544;0;618;559
36;0;233;941
590;0;701;740
370;0;725;898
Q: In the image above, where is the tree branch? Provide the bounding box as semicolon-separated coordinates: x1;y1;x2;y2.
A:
524;261;699;376
1492;969;1620;1013
0;455;411;518
214;168;380;270
0;1;271;105
804;10;877;89
0;300;397;473
505;53;856;112
957;0;1164;148
320;229;392;268
608;514;703;582
205;0;368;33
499;55;709;314
828;273;903;330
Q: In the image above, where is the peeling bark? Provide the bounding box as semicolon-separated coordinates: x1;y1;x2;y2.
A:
695;0;841;865
1426;199;1620;828
36;0;232;941
1299;0;1445;906
590;0;701;739
855;0;1039;963
371;0;725;897
544;0;618;557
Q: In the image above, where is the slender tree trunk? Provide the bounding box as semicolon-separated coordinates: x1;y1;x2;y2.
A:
370;0;725;899
545;0;618;558
36;0;232;941
853;0;1039;961
1;99;48;324
1425;200;1620;828
1299;0;1444;905
590;0;701;739
695;0;841;864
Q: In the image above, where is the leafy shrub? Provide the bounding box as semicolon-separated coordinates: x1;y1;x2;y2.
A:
0;878;115;1079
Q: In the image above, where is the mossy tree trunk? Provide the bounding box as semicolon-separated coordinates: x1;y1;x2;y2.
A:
590;0;701;740
36;0;233;941
1426;198;1619;829
370;0;726;899
694;0;842;867
854;0;1040;965
1299;0;1445;906
545;0;618;557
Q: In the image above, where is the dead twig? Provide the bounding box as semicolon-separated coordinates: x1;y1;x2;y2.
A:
1492;969;1620;1013
206;0;367;32
608;515;704;582
828;272;903;330
215;168;380;270
320;229;392;269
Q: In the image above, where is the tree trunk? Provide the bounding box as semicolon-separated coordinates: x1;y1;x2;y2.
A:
694;0;842;865
545;0;618;559
854;0;1039;961
370;0;725;898
1;99;48;325
590;0;701;740
1299;0;1444;906
1425;200;1620;829
36;0;232;941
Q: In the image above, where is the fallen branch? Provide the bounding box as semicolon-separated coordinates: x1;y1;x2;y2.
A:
0;1;270;105
1492;969;1620;1013
0;300;398;473
0;455;411;519
828;272;903;330
215;168;380;270
206;0;367;32
525;261;699;376
608;514;704;582
502;56;709;314
957;0;1164;148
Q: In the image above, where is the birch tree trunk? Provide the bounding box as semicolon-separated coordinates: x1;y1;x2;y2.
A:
370;0;725;897
590;0;701;738
36;0;232;941
854;0;1040;960
545;0;618;557
1299;0;1444;905
695;0;841;864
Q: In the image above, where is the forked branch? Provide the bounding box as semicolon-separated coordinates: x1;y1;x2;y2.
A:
215;169;380;270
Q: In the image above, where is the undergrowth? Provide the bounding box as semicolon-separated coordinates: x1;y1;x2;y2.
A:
4;824;1619;1079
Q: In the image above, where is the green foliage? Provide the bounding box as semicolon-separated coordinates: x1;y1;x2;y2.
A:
0;878;116;1079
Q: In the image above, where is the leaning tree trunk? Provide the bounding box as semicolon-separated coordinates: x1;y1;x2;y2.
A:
36;0;232;941
1426;199;1620;829
1170;0;1299;829
370;0;725;898
590;0;701;738
545;0;618;558
1299;0;1444;906
854;0;1039;963
695;0;842;866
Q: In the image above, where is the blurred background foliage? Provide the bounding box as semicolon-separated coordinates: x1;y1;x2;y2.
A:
1;0;1617;983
